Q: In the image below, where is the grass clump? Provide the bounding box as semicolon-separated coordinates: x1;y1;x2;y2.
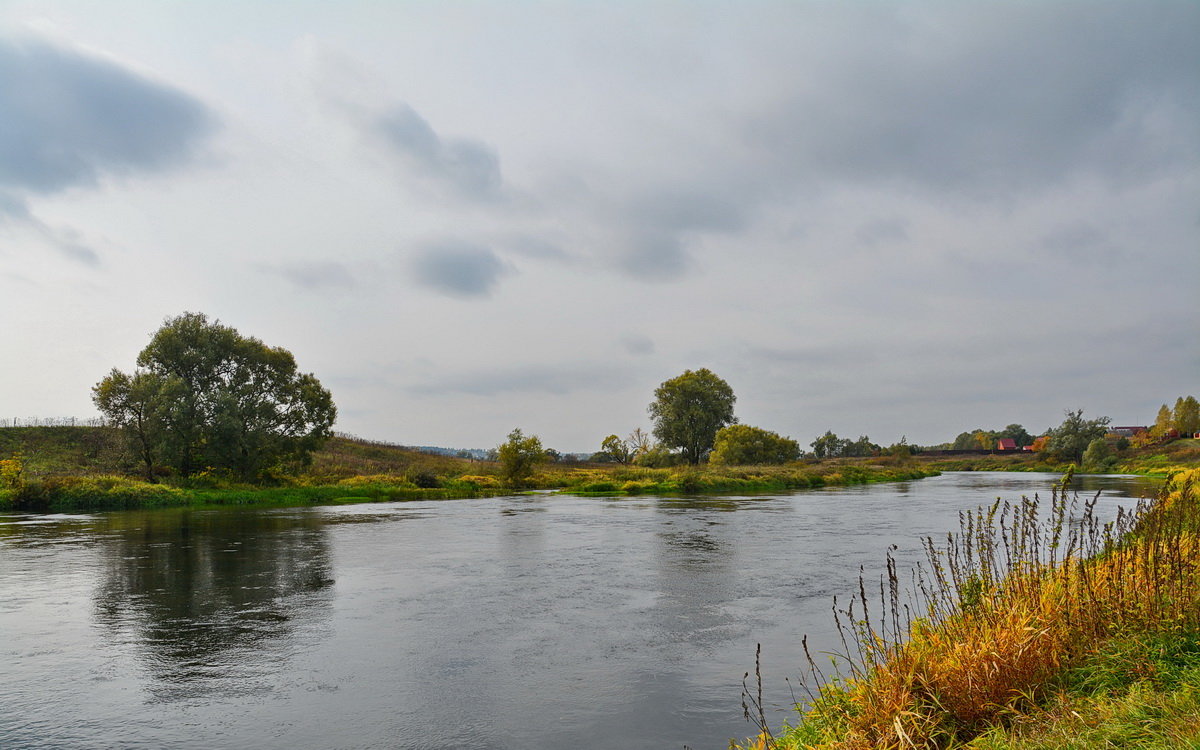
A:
967;632;1200;748
743;468;1200;750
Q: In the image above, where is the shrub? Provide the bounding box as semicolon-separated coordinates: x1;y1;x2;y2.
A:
0;455;23;489
406;468;441;488
445;474;501;491
635;447;681;468
578;481;618;493
709;424;800;466
16;475;184;510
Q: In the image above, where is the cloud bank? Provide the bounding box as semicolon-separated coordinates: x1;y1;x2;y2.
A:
409;241;508;298
0;35;215;194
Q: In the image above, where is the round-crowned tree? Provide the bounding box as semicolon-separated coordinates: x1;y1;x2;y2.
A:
647;368;736;464
497;428;546;486
94;312;336;480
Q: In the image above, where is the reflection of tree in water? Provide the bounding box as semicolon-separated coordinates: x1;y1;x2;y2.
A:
652;505;745;652
93;509;333;701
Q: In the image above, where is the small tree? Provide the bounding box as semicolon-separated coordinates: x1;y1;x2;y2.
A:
497;428;545;486
627;428;652;459
1081;438;1115;473
92;369;169;481
599;434;633;464
886;436;913;460
648;368;736;464
811;430;846;459
1174;396;1200;436
1152;404;1173;437
1043;409;1111;464
843;434;880;457
998;424;1033;448
709;425;800;466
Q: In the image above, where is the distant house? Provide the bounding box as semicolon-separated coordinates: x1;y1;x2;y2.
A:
996;438;1018;451
1111;426;1149;437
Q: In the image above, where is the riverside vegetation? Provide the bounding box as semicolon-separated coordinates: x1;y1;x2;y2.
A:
737;467;1200;750
0;425;936;511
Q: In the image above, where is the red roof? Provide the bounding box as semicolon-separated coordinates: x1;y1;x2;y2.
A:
996;438;1018;450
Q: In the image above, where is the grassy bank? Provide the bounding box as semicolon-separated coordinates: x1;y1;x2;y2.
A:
1;464;939;512
1118;438;1200;475
741;468;1200;749
0;427;938;511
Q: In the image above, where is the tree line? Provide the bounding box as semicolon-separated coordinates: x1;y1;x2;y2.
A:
547;371;1199;478
34;311;1197;486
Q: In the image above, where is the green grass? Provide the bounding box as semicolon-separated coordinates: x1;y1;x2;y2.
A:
966;632;1200;748
1120;440;1200;475
0;426;126;476
6;474;508;511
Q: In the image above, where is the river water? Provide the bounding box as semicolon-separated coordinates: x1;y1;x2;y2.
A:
0;472;1158;750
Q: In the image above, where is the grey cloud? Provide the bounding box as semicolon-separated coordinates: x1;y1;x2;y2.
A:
627;190;746;234
6;208;101;265
607;189;744;282
50;226;100;266
504;236;575;264
620;334;655;356
1039;223;1129;264
855;218;909;246
745;4;1200;197
375;104;502;200
617;233;692;282
0;191;30;221
0;35;215;195
409;364;634;397
263;261;356;290
410;241;509;298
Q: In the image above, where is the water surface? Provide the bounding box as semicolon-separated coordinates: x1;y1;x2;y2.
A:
0;472;1157;749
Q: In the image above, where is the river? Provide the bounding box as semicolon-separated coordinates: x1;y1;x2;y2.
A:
0;472;1158;749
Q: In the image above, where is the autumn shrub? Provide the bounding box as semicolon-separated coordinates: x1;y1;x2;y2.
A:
0;455;23;489
16;475;184;510
444;474;501;491
336;473;417;489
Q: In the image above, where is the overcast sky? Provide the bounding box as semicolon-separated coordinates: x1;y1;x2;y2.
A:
1;1;1196;452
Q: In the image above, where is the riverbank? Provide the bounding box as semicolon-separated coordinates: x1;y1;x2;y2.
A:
0;427;940;511
6;426;1195;513
912;438;1200;476
0;464;940;512
742;467;1200;749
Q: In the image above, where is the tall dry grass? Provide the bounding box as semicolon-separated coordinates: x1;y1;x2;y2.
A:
752;468;1200;749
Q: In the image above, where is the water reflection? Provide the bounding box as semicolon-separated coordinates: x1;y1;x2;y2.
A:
92;508;333;701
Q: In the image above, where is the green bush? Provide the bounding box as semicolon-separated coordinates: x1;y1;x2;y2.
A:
16;475;184;510
577;481;618;493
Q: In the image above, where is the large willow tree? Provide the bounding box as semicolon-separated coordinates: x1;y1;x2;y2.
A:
648;368;736;464
94;312;336;481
